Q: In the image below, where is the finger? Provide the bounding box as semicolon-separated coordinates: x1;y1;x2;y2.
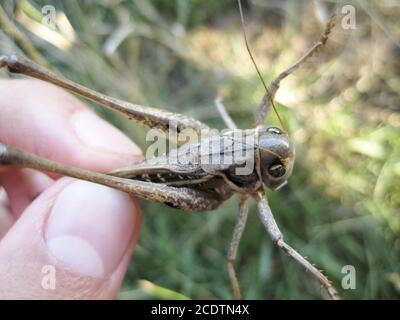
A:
0;178;141;299
0;79;142;172
0;188;14;239
0;169;54;218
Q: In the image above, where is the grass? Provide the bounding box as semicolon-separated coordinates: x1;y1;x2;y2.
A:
1;0;399;299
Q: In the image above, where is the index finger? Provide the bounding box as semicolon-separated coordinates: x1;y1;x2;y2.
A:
0;79;142;172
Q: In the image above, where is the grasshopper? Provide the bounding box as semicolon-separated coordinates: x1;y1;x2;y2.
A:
0;0;339;299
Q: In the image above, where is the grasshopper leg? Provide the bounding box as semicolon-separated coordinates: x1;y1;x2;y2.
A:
0;143;221;212
255;14;336;126
227;196;249;300
255;193;340;300
0;55;210;135
214;95;238;130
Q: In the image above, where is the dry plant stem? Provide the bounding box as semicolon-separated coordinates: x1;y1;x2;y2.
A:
215;96;238;130
255;14;336;126
227;196;249;300
0;55;209;135
255;193;340;300
0;144;220;212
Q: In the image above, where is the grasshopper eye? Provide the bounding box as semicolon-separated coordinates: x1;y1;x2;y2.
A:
267;127;282;135
268;164;286;178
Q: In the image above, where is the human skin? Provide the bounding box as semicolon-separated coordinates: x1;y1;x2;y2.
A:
0;79;142;299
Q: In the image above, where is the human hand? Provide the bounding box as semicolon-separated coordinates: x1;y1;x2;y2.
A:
0;79;142;299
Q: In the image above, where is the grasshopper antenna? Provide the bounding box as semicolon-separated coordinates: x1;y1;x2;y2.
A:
237;0;286;132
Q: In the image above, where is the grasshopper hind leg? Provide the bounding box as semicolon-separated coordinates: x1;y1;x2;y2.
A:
0;55;210;135
0;143;222;212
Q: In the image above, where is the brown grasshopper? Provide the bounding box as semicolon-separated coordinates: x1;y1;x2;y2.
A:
0;1;339;299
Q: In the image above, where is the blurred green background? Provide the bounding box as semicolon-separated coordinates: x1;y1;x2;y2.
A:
0;0;399;299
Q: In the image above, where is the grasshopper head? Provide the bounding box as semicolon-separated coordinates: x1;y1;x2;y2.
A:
258;127;295;191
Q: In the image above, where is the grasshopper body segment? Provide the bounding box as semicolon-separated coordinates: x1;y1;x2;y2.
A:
110;126;294;195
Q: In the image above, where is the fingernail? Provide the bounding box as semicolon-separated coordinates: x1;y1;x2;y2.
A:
72;110;141;156
45;180;136;278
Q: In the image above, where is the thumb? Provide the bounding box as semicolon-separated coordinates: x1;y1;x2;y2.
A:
0;178;140;299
